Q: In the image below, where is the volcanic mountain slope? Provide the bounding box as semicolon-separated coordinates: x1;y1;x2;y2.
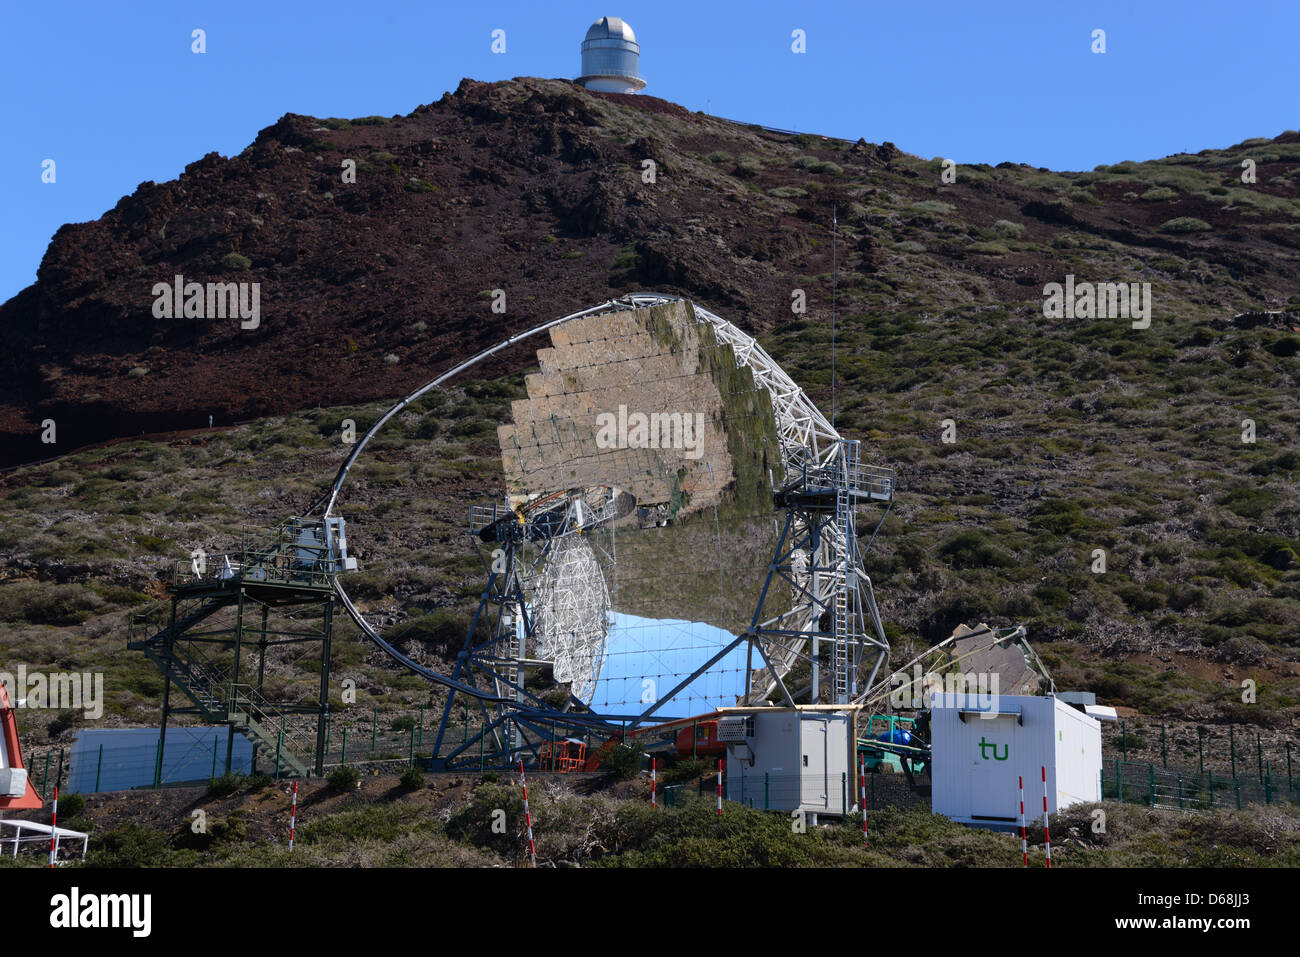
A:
2;76;1300;466
2;77;1300;737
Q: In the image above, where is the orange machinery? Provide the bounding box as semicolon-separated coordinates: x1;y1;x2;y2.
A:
580;712;725;771
538;739;588;772
0;681;43;810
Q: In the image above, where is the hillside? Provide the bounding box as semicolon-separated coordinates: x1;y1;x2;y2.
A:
0;76;1298;743
3;77;1299;463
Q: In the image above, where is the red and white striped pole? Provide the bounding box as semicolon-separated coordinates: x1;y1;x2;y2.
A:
288;780;298;851
860;754;868;847
1018;775;1027;867
716;758;722;817
651;757;656;808
48;786;58;868
519;759;537;867
1041;765;1052;869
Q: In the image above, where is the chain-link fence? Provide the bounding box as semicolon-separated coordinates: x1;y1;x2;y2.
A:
1102;759;1299;812
27;707;441;796
1102;718;1295;786
1099;718;1297;811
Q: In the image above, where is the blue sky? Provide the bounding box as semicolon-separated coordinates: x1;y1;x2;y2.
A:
2;0;1295;302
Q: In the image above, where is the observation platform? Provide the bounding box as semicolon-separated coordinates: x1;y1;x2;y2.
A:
774;461;896;510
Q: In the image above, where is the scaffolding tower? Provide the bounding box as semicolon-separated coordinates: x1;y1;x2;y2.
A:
745;438;893;706
128;519;351;779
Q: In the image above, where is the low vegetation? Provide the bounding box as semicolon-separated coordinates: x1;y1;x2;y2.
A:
5;773;1294;868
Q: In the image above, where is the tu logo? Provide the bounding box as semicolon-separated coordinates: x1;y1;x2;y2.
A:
978;736;1008;761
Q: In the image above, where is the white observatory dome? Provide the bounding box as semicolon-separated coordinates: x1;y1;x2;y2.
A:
576;16;646;94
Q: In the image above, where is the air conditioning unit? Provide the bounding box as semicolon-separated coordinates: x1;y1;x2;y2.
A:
717;716;751;742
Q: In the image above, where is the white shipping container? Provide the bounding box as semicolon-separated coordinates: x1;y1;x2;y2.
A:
725;709;854;815
930;693;1101;827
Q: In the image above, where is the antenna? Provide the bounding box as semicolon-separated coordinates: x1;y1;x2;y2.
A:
831;204;838;430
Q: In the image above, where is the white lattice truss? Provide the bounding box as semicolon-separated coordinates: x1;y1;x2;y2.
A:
530;534;611;703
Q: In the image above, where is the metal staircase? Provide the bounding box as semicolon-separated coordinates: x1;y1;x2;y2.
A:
832;441;859;702
132;611;315;778
129;518;342;779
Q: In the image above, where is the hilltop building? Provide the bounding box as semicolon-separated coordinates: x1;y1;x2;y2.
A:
576;16;646;93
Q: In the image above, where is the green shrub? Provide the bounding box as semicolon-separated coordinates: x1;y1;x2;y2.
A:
136;533;170;552
210;812;249;845
991;219;1023;238
1160;217;1212;234
1029;500;1093;535
662;757;711;785
966;241;1010;255
93;584;150;607
47;710;85;740
789;155;841;175
208;771;242;796
1166;585;1206;611
446;782;525;855
390;715;416;733
1032;584;1071;608
86;822;172;867
1268;336;1300;358
383;610;465;649
0;582;101;626
220;252;253;270
600;741;645;781
327;765;361;792
1115;583;1164;613
1217;486;1280;520
448;418;496;439
300;804;422;845
1141;186;1177;201
412;416;441;440
912;199;955;215
58;792;86;817
937;530;1015;569
400;767;425;790
593;800;870;868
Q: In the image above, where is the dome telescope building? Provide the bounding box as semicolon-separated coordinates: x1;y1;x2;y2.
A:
576;16;646;93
